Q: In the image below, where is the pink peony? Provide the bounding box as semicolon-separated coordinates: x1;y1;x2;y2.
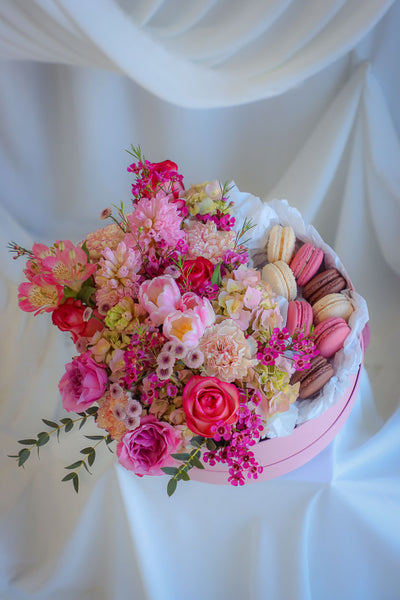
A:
58;352;108;412
163;309;205;349
179;292;215;328
116;415;182;476
182;375;240;437
139;275;181;326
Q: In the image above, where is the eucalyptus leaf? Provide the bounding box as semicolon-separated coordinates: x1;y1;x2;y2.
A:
190;435;204;448
18;448;30;466
36;432;50;446
65;461;83;470
72;474;79;493
86;407;98;416
18;439;37;445
62;472;76;482
79;417;87;430
171;453;191;461
180;470;190;481
42;419;58;429
206;439;217;451
190;456;205;470
64;420;74;433
85;435;104;440
167;478;177;497
161;466;179;476
88;450;96;467
80;447;94;455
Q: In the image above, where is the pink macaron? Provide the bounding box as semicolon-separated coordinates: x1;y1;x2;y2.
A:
313;317;351;358
286;300;313;336
290;242;324;287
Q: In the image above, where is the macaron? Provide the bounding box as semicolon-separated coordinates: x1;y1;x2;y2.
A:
302;268;347;305
289;242;324;287
313;317;351;358
286;300;313;336
267;224;296;264
262;260;297;301
312;292;354;324
290;355;334;399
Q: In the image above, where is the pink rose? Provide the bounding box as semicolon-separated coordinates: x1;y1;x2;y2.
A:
182;376;240;437
139;275;181;326
163;309;205;349
180;292;215;328
116;415;182;476
58;352;108;412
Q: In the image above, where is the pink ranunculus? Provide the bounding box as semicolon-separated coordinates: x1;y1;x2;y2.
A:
116;415;182;476
139;275;181;326
182;375;240;438
58;352;108;412
163;309;205;349
180;292;215;328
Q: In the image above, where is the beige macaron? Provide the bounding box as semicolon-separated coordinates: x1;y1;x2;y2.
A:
267;224;296;264
312;293;354;324
262;260;297;301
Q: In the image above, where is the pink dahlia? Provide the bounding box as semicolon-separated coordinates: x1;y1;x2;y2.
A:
127;192;185;251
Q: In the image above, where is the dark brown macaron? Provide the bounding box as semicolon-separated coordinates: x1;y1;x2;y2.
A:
290;355;334;399
302;268;347;305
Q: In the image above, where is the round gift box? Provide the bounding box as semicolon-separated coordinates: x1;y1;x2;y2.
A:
188;324;369;485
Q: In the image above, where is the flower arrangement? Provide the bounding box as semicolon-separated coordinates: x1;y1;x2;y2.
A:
9;147;320;496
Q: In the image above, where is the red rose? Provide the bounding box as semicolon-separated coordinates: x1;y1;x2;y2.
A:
52;298;103;342
181;257;214;292
182;376;240;438
150;160;184;198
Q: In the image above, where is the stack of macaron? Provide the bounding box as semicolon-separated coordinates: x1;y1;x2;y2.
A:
261;224;354;400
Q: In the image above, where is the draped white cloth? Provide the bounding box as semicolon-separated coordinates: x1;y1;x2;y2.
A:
1;1;400;599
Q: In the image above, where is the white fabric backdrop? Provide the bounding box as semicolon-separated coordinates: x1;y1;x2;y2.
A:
0;1;400;599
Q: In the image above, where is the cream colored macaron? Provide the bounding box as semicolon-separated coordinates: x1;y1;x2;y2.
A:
312;293;354;324
262;260;297;301
267;224;296;264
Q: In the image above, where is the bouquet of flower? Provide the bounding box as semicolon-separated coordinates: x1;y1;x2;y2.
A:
9;147;321;495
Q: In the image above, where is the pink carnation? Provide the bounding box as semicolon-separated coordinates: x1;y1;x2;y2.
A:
185;220;236;264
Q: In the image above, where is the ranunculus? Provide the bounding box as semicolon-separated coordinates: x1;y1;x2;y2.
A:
139;275;181;326
180;292;215;328
116;415;182;476
182;375;240;437
58;352;108;412
181;257;214;292
163;309;205;349
52;298;103;342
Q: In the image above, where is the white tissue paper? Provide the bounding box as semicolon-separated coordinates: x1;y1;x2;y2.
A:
230;184;369;437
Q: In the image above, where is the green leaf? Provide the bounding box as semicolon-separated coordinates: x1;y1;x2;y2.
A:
86;407;98;416
62;286;77;300
82;461;91;473
62;472;76;482
81;241;90;261
161;466;179;476
190;455;205;470
206;439;217;451
211;263;222;286
77;283;96;306
87;450;96;467
18;439;37;445
65;461;83;470
36;432;50;446
42;419;59;429
64;420;74;433
85;435;105;440
167;478;177;497
171;453;191;462
190;435;204;448
180;470;190;481
18;448;30;467
60;418;72;425
80;447;94;455
79;417;87;430
72;474;79;493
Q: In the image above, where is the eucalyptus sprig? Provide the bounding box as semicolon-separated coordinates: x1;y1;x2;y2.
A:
162;436;217;496
8;407;99;471
62;432;114;493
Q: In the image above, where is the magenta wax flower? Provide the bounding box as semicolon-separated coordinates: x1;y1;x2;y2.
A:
58;352;108;412
116;415;182;476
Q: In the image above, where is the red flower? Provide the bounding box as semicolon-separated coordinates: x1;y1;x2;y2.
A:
181;257;214;292
52;298;103;342
182;376;240;438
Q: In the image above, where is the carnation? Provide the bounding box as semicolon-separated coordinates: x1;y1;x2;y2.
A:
184;220;236;264
199;319;257;382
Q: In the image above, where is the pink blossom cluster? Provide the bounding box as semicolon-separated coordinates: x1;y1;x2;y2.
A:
14;148;319;491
